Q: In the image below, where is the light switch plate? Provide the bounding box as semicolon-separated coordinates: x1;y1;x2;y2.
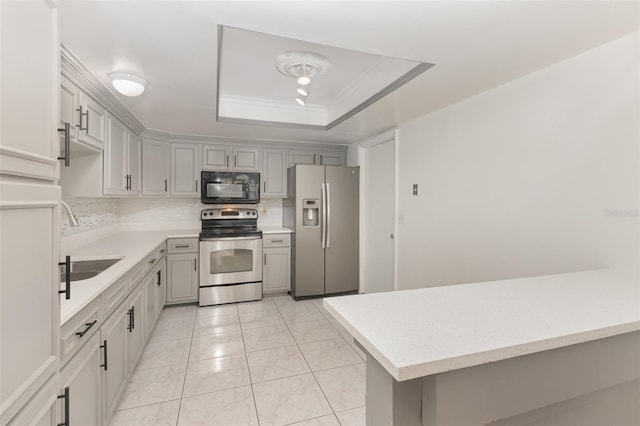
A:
413;184;418;196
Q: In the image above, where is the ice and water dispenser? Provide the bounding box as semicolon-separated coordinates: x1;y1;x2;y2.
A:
302;199;319;226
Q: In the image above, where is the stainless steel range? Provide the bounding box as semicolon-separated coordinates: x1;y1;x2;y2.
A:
199;207;263;306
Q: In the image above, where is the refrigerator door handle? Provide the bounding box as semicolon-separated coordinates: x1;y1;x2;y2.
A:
326;182;331;248
321;183;327;248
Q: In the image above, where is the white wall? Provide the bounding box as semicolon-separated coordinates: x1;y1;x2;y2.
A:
396;32;639;289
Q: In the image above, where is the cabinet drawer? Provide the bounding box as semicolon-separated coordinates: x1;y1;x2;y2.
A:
167;238;198;254
61;297;101;365
142;242;167;274
263;234;291;248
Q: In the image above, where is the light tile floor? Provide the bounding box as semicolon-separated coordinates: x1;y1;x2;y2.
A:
110;295;367;426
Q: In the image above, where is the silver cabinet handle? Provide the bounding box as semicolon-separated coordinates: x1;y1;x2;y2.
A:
270;239;284;243
226;155;229;167
194;258;197;271
195;180;198;192
57;122;71;167
173;244;191;248
235;155;237;167
263;181;266;193
164;179;167;192
264;253;266;265
76;106;88;132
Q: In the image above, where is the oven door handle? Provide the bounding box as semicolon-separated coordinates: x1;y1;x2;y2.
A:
200;236;262;242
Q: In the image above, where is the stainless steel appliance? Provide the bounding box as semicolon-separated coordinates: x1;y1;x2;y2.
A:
199;207;262;306
284;165;359;299
200;171;260;204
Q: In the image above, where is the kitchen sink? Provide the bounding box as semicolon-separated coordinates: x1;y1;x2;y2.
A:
60;258;122;282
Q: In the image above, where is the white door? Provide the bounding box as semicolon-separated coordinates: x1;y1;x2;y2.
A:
363;139;395;293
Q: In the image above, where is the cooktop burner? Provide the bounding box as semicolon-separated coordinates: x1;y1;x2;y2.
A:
200;207;262;240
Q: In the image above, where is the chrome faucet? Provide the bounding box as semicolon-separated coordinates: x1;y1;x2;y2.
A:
60;201;79;227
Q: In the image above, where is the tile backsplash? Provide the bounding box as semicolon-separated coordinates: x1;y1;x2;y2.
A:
61;197;285;236
61;198;120;236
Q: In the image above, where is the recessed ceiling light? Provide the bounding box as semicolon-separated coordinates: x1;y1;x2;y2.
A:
109;72;147;97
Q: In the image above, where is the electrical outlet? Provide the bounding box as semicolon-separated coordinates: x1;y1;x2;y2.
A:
399;213;405;225
412;184;419;196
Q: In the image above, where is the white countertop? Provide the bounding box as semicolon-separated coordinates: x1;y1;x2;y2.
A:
324;269;640;381
260;226;292;234
60;229;199;324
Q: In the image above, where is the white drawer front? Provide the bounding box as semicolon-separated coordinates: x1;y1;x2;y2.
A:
263;234;291;248
60;297;101;365
167;238;198;254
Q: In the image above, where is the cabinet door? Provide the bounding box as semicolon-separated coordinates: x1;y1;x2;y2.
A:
171;143;200;196
103;117;128;195
202;145;231;171
289;150;317;166
100;307;128;425
232;147;260;171
0;181;60;420
318;151;346;166
127;286;145;373
158;261;167;311
59;333;102;426
78;92;107;149
144;273;158;341
262;149;287;198
263;248;291;293
142;139;170;195
0;0;58;181
60;76;79;142
167;254;199;303
128;133;141;195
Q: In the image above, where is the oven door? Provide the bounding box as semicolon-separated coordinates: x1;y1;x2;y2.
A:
199;236;263;287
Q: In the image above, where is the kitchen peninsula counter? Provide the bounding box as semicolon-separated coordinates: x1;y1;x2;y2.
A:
324;269;640;425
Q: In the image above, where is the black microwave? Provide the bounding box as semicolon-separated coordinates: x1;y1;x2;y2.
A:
200;171;260;204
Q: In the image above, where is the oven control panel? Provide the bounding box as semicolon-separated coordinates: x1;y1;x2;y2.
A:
201;208;258;220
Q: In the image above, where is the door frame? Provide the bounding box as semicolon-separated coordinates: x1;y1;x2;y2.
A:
353;128;398;293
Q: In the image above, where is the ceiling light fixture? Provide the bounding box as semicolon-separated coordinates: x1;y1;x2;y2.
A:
296;84;309;97
108;72;147;97
275;51;331;106
295;94;307;106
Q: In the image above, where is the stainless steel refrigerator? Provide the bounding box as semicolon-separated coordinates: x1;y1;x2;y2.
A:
284;165;359;298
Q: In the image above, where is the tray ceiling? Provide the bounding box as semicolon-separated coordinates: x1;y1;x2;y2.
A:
217;26;432;129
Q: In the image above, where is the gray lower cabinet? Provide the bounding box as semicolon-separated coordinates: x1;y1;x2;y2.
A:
100;304;128;425
263;234;291;293
167;238;199;304
59;333;102;426
167;253;199;303
144;259;167;341
126;285;145;375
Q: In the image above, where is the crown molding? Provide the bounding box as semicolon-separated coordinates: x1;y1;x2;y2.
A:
142;128;349;151
60;44;146;135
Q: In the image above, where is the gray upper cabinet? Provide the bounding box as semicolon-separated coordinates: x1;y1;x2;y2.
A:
318;150;346;166
142;138;170;196
202;145;260;172
289;149;346;166
202;145;231;170
171;143;200;196
262;148;287;198
232;147;260;171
